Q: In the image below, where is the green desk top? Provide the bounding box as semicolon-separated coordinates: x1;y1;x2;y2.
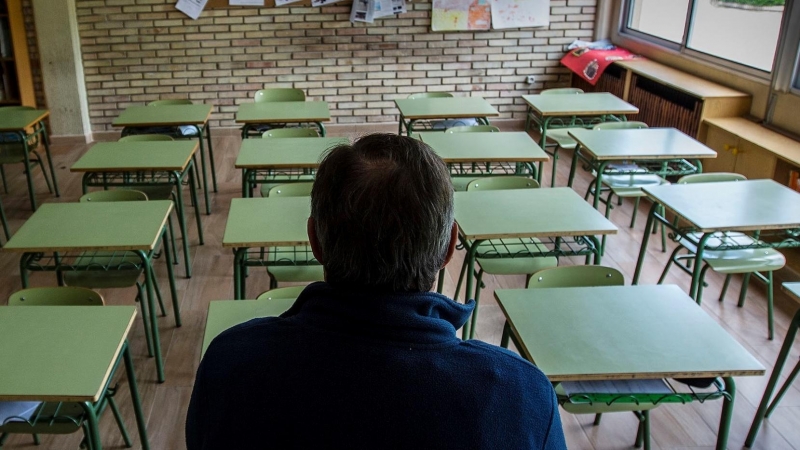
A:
644;179;800;233
495;285;764;381
394;97;500;119
522;93;639;117
0;109;49;131
112;104;212;127
420;132;549;163
235;101;330;124
235;137;348;169
0;306;136;402
569;128;718;161
71;141;199;172
2;201;173;253
782;283;800;303
202;298;296;356
223;197;310;248
454;188;617;240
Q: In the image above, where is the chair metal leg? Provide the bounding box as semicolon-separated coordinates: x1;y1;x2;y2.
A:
631;197;640;228
33;433;40;445
593;413;602;425
719;274;732;302
658;246;683;284
0;198;9;242
0;164;7;193
738;273;753;307
107;396;133;447
136;283;154;357
696;263;712;306
151;274;167;317
766;359;800;417
641;410;651;450
767;271;774;340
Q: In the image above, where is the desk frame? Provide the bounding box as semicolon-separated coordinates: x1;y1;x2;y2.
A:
1;112;60;210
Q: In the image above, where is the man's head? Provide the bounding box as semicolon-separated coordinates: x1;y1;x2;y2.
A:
308;133;457;292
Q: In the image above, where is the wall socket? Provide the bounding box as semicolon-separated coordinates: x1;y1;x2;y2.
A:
526;75;536;84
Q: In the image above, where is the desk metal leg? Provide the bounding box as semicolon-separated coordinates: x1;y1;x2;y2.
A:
398;115;404;135
137;250;164;383
162;229;181;327
592;161;609;210
568;145;581;188
690;234;712;302
174;170;192;278
746;312;800;447
234;248;247;299
242;169;249;198
462;241;481;340
716;377;736;450
20;135;37;211
192;126;211;215
40;124;60;197
314;121;326;137
188;166;205;246
633;202;660;285
203;124;218;193
123;343;150;450
80;402;102;450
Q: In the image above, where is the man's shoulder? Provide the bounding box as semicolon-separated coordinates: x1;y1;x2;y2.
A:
459;339;551;383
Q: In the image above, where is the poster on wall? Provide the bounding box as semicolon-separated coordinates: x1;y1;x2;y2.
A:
431;0;491;31
489;0;549;29
176;0;209;19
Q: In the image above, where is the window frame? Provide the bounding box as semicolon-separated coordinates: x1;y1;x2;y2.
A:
619;0;786;81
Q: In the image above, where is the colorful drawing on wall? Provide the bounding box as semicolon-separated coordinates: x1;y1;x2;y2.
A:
432;0;491;31
489;0;549;29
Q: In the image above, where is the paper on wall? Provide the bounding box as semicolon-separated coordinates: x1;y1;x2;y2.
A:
230;0;264;5
311;0;345;7
373;0;406;18
176;0;209;20
275;0;303;5
488;0;549;29
350;0;375;23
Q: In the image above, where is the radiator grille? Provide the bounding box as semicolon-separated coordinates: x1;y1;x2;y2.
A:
627;73;703;136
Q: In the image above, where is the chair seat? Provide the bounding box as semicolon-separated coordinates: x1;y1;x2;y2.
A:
602;174;668;198
132;185;175;201
259;176;315;198
451;176;477;192
545;128;581;149
677;232;786;273
475;238;558;275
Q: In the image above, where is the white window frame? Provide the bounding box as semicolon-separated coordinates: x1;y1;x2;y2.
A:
617;0;791;81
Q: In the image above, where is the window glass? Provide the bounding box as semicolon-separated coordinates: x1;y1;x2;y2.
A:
627;0;691;44
687;0;784;72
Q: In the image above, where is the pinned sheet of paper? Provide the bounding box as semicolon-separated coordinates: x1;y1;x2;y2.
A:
230;0;265;4
176;0;209;20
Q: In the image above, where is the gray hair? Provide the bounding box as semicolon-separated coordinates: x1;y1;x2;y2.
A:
310;133;455;292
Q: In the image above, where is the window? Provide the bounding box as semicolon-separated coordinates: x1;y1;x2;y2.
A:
623;0;786;73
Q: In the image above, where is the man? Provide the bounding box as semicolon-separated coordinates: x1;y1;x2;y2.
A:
187;134;566;449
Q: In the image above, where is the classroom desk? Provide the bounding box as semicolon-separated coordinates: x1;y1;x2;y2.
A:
0;306;149;450
495;284;764;450
235;137;348;197
522;93;639;186
419;132;548;185
632;180;800;301
201;298;296;357
746;282;800;446
70;140;203;277
223;197;312;299
236;101;331;138
568;128;718;208
394;97;499;136
113;104;215;214
1;201;178;383
454;188;617;338
0;108;59;210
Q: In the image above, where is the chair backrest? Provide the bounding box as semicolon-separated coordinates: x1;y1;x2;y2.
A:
592;121;649;130
9;287;105;306
466;176;540;191
407;92;454;100
80;189;149;202
254;88;305;103
540;88;584;95
261;128;319;138
446;125;500;133
119;134;174;142
527;265;624;289
256;285;305;301
268;182;314;197
148;99;192;106
677;173;747;184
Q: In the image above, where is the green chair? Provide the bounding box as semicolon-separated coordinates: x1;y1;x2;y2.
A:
511;265;657;450
455;176;557;336
255;285;306;301
257;130;317;197
443;125;501;191
658;173;784;339
63;190;178;357
262;182;322;289
403;92;461;133
0;287;132;450
537;88;585;187
0;106;56;210
583;122;667;253
244;88;307;138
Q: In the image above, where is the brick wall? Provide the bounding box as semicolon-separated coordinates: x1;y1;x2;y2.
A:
75;0;595;132
21;0;46;108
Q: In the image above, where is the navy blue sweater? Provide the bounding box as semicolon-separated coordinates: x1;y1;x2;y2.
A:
187;282;566;449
